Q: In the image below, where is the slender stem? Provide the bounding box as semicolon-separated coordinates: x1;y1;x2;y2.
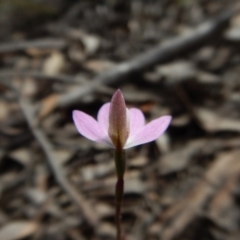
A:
114;150;126;179
114;150;126;240
115;177;124;240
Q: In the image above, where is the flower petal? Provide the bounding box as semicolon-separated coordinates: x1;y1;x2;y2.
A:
128;108;145;139
125;116;171;149
97;102;110;134
73;110;113;147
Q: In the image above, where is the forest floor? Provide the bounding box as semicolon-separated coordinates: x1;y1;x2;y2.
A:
0;1;240;240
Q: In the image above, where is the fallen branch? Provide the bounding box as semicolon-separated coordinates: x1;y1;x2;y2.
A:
56;8;238;108
20;98;98;228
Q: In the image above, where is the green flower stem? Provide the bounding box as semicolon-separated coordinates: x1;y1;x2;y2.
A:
114;150;126;240
114;150;126;179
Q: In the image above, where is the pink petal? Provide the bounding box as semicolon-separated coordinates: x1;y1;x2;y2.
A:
97;103;110;134
128;108;145;138
73;110;113;147
125;116;171;149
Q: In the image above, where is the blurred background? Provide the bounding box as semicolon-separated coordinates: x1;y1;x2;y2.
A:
0;0;240;240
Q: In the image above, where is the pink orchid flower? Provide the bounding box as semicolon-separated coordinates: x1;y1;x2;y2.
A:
73;90;171;149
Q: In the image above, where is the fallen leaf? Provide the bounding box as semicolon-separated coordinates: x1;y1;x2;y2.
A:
38;94;60;119
43;51;65;76
0;221;39;240
84;60;115;73
196;108;240;132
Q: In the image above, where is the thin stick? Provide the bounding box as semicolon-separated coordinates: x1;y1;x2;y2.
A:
19;98;98;228
0;38;66;53
0;70;81;83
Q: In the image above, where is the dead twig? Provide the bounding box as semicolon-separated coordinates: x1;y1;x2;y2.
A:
0;70;81;84
19;98;98;228
0;38;66;54
55;8;237;109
